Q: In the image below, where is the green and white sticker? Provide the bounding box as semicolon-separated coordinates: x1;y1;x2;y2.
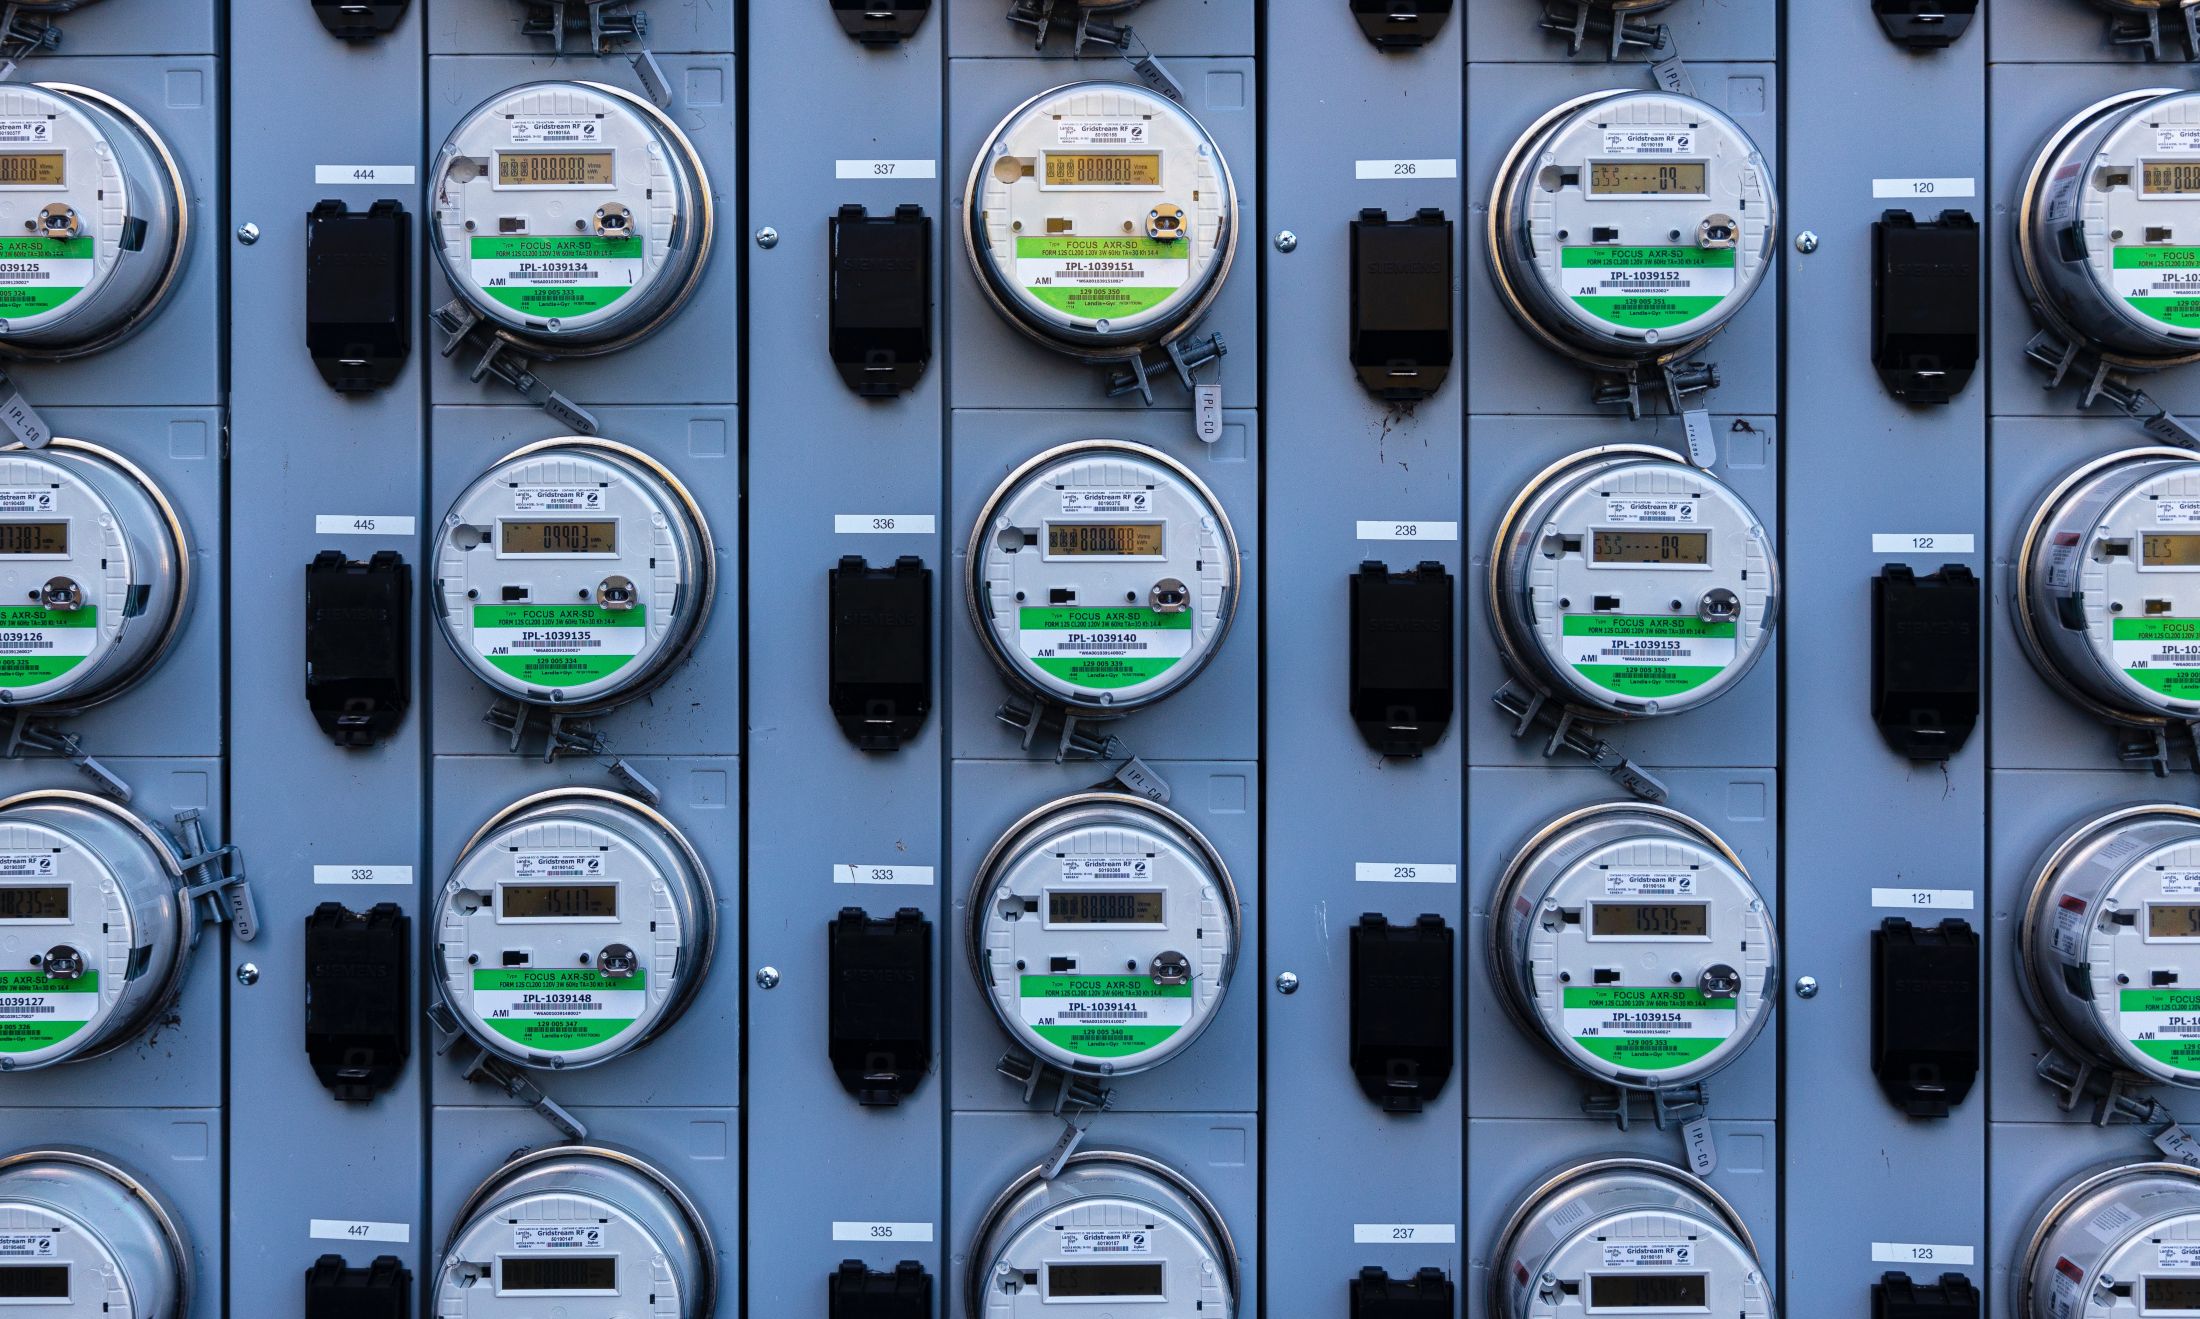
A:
471;967;642;1052
467;235;641;319
1563;614;1736;698
1018;605;1190;689
1563;245;1735;329
1015;236;1186;319
2113;617;2200;699
2116;246;2200;328
1563;985;1735;1070
0;236;92;320
0;605;96;688
0;969;98;1054
1018;974;1190;1059
471;603;644;688
2123;987;2200;1071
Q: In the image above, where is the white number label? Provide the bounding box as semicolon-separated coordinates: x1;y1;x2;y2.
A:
833;864;936;887
314;165;418;186
1871;887;1975;911
1870;533;1976;554
1870;1242;1975;1266
1869;177;1977;200
314;865;416;887
316;515;418;536
834;514;937;535
835;159;939;180
310;1219;411;1244
1354;159;1459;180
1355;862;1458;885
832;1221;935;1242
1356;520;1459;542
1352;1223;1458;1244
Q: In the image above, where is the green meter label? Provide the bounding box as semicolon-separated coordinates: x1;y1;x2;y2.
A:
2115;246;2200;328
0;236;92;319
471;967;643;1052
0;605;96;688
0;969;98;1054
2122;988;2200;1070
2113;617;2200;698
1018;606;1191;689
1563;614;1736;698
468;235;642;318
471;603;644;688
1014;236;1188;319
1562;985;1735;1070
1563;245;1736;329
1018;974;1191;1058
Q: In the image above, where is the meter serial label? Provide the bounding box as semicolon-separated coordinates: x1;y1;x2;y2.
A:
471;967;642;1052
1563;986;1735;1070
2165;871;2200;896
0;235;92;319
2112;618;2200;698
2160;500;2200;526
513;851;604;879
1015;236;1187;319
1018;606;1191;688
2161;129;2200;154
1061;856;1151;883
1562;246;1736;330
471;603;645;687
0;968;96;1053
0;1233;55;1259
1563;614;1736;698
2115;247;2200;328
1055;119;1150;147
1061;488;1153;516
0;605;96;686
467;235;642;319
512;486;606;514
1056;1229;1154;1256
506;116;602;146
1604;498;1697;525
2163;1244;2200;1268
512;1224;606;1251
1601;129;1696;157
1602;1243;1696;1269
1018;974;1191;1059
2122;987;2200;1069
1603;869;1697;897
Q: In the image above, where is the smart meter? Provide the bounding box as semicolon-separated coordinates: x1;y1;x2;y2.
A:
963;80;1238;365
969;791;1238;1078
1491;1158;1772;1319
1490;445;1778;720
967;440;1238;715
433;437;714;713
0;1149;190;1317
1492;802;1776;1093
968;1150;1237;1318
434;788;713;1070
429;81;713;355
438;1145;715;1319
1488;90;1776;377
2017;1162;2200;1319
0;791;192;1071
0;84;186;359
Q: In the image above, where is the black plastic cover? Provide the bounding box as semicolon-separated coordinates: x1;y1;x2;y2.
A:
1351;208;1453;403
830;907;931;1106
1871;563;1979;761
304;903;411;1104
1351;561;1454;757
831;1259;931;1317
1872;209;1979;405
1352;1266;1454;1317
306;1254;411;1319
1873;0;1977;49
1351;0;1452;48
1872;917;1980;1119
306;199;411;393
1874;1271;1981;1319
831;555;932;751
831;0;930;43
831;204;932;397
311;0;408;40
306;550;411;749
1350;913;1454;1114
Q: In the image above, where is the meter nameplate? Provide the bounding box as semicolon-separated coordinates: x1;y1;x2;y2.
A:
512;486;607;514
1563;246;1738;331
512;1225;606;1251
505;117;604;146
2163;129;2200;155
0;232;94;320
1604;869;1698;897
2162;1244;2200;1268
0;604;94;688
1563;615;1738;698
470;966;643;1053
2113;246;2200;330
2110;618;2200;699
1056;1229;1153;1256
471;602;646;686
1602;1243;1696;1268
1017;974;1192;1058
1015;235;1187;320
1019;606;1192;689
1060;488;1152;516
1055;119;1150;147
0;966;95;1052
0;121;53;148
1563;985;1736;1070
2120;986;2200;1070
1606;498;1698;525
1602;129;1697;157
465;233;643;321
0;1232;55;1258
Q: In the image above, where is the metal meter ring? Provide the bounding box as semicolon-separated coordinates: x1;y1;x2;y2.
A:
432;435;716;714
438;1143;717;1319
1490;801;1775;1093
966;439;1240;715
1487;89;1777;372
2015;1161;2200;1319
961;79;1239;364
966;1149;1239;1319
0;1147;192;1318
967;790;1240;1078
429;80;714;358
1488;444;1779;721
436;787;715;1071
0;83;190;362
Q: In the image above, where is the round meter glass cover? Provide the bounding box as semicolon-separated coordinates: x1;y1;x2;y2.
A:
970;1152;1236;1319
1494;1161;1769;1319
0;1150;189;1319
965;80;1237;359
969;440;1238;714
2019;1163;2200;1319
434;438;712;711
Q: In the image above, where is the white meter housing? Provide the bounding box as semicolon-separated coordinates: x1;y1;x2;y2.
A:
0;84;186;359
1492;1158;1772;1319
2018;1162;2200;1319
1492;803;1776;1092
967;439;1239;715
963;80;1238;363
433;437;714;713
968;1151;1237;1318
438;1145;715;1319
1490;445;1778;720
2018;804;2200;1088
969;791;1238;1078
429;81;713;356
1489;90;1776;371
0;1149;190;1318
0;791;191;1072
434;788;713;1071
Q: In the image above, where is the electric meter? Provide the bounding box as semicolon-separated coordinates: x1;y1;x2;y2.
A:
1492;802;1776;1093
1492;1158;1772;1319
429;80;713;355
1488;90;1776;374
968;1150;1237;1318
2017;1162;2200;1319
0;791;192;1071
969;791;1238;1078
438;1145;715;1319
432;437;714;713
963;80;1238;364
2016;804;2200;1088
434;788;713;1070
0;1149;190;1318
1490;445;1778;720
0;83;186;359
967;440;1238;715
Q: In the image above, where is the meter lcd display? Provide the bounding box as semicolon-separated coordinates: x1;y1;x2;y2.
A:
1591;903;1710;937
1589;161;1707;195
1043;152;1163;187
2147;1277;2200;1312
500;884;619;920
2150;904;2200;938
500;520;617;555
0;522;65;555
0;154;62;187
0;886;67;921
1587;1273;1710;1309
1047;890;1166;925
497;151;614;187
2146;163;2200;195
1045;1263;1166;1299
1592;531;1710;565
1046;523;1164;557
0;1265;67;1299
2145;534;2200;566
500;1256;618;1293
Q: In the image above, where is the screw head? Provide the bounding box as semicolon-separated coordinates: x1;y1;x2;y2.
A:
235;222;260;246
1275;970;1299;995
235;963;260;986
1795;230;1820;254
754;226;779;249
1274;230;1298;253
1794;975;1819;999
755;966;781;990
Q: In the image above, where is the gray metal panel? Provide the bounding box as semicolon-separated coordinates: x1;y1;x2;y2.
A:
945;1;1254;59
1466;0;1778;64
1989;0;2162;64
43;2;214;55
427;0;737;55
